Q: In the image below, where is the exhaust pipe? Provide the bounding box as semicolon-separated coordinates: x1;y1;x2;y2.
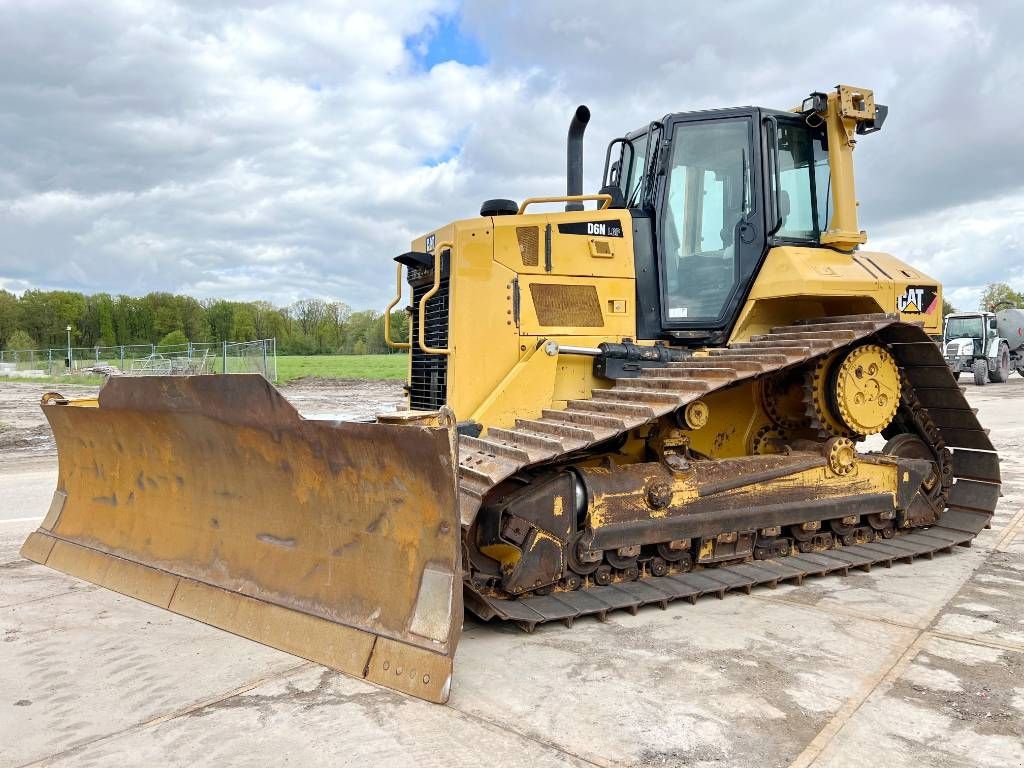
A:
566;105;590;212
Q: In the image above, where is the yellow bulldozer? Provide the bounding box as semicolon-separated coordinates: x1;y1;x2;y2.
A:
22;85;1001;703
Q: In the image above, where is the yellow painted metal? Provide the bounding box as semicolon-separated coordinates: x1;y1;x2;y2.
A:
833;344;901;435
684;383;773;459
817;85;873;249
384;263;410;350
20;374;462;703
404;209;635;423
492;209;635;279
808;351;857;438
518;194;612;214
518;275;636;338
729;246;943;342
683;401;709;430
418;241;454;356
826;437;857;476
470;342;559;430
586;453;903;532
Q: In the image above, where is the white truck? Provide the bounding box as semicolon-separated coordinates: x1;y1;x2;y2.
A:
943;308;1024;385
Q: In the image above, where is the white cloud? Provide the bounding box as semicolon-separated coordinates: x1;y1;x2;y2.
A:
0;0;1022;313
871;193;1024;311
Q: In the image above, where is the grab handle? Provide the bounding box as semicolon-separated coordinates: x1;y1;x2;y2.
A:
418;243;453;356
384;263;410;350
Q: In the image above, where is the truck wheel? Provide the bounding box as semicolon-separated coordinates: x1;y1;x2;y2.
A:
973;359;988;385
989;345;1010;383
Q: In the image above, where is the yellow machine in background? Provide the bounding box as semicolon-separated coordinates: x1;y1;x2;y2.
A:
23;86;999;703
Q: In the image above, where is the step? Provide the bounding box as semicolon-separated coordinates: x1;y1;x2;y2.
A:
515;418;598;442
619;377;712;392
459;435;531;464
541;409;627;431
751;330;856;344
640;366;737;381
567;399;657;420
715;344;812;357
668;358;767;374
591;388;683;406
486;427;563;457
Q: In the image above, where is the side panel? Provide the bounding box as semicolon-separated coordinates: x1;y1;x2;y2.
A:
728;245;941;342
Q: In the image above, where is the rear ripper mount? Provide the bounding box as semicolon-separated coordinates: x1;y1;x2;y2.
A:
457;314;1001;631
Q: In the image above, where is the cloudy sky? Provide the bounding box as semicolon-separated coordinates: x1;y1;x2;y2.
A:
1;0;1021;312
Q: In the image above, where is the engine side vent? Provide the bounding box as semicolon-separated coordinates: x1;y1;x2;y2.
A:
516;226;539;266
408;257;450;411
529;283;603;327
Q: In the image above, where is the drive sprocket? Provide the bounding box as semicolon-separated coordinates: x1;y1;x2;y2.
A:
804;344;901;439
804;352;858;439
833;344;901;436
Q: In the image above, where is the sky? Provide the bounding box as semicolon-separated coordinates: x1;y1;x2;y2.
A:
0;0;1021;312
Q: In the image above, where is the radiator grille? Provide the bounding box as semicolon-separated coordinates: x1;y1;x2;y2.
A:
409;269;450;411
516;226;539;266
529;283;603;327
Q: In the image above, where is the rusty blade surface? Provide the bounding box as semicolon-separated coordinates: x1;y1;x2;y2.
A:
20;374;462;703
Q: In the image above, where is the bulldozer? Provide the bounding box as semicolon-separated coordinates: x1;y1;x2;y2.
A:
22;85;1001;704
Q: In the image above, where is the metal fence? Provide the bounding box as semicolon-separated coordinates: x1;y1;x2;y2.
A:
0;338;277;381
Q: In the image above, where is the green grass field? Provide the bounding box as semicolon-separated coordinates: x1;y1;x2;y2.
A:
0;374;107;386
275;354;407;383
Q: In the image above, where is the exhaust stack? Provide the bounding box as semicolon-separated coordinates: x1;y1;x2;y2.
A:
566;105;590;211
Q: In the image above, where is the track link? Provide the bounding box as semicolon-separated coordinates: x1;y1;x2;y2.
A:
457;314;1001;627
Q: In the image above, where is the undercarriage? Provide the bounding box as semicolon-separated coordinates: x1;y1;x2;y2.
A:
458;314;1000;630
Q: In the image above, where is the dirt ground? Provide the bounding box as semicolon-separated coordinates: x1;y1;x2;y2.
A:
0;377;405;470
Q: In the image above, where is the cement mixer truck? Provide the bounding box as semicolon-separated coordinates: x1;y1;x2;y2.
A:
943;308;1024;385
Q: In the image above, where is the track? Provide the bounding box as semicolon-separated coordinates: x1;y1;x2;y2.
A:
457;313;1002;629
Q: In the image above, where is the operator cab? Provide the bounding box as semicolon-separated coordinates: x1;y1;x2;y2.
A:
603;94;883;345
943;312;998;360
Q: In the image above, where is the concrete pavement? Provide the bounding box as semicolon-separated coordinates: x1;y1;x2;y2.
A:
2;379;1023;768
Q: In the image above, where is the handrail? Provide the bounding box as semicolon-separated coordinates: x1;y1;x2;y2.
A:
518;194;612;214
418;242;454;356
383;263;410;350
763;115;783;237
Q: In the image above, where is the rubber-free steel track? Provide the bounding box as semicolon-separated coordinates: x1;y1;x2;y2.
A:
458;314;1001;628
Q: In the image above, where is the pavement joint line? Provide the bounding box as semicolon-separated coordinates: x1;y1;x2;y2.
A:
444;700;612;768
929;628;1024;655
749;592;929;633
0;587;96;610
0;516;43;524
752;577;1024;656
994;502;1024;551
15;660;315;768
786;517;1023;768
788;632;933;768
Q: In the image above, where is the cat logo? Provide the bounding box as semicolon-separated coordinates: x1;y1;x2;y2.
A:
897;285;938;314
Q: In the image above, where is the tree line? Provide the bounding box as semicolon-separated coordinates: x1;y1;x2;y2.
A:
1;281;1020;355
0;289;409;356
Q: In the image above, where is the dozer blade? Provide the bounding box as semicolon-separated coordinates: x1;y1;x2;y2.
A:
20;374;462;703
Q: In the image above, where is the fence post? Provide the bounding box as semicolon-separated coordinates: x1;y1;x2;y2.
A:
222;341;228;374
120;346;125;371
261;339;268;379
